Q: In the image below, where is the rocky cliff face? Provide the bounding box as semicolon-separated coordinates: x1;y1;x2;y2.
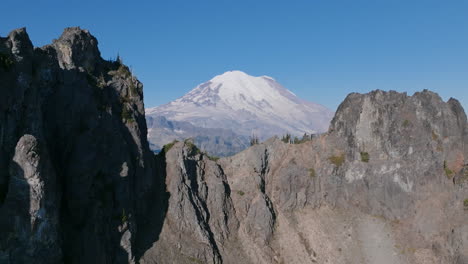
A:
0;27;156;263
1;27;467;264
141;90;468;264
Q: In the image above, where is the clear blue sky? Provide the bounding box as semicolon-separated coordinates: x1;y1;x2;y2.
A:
1;0;467;111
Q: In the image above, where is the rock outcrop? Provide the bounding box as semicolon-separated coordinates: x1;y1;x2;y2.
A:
0;27;155;263
141;90;468;264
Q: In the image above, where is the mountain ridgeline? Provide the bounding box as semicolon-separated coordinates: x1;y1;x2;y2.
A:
145;70;334;156
0;28;467;264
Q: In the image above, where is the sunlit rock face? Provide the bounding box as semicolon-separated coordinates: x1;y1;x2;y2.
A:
142;90;468;264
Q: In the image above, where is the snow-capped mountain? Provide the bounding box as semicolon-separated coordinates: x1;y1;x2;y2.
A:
146;71;334;143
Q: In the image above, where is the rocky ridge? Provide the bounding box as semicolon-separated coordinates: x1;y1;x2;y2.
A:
141;90;468;264
0;27;156;263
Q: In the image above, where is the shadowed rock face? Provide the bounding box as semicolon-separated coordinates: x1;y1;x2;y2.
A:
1;27;467;264
142;90;468;264
0;27;156;263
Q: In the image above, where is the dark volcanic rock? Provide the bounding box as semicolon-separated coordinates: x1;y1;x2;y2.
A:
0;27;155;264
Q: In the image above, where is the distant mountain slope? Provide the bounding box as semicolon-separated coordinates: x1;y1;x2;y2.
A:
146;116;250;156
146;70;334;155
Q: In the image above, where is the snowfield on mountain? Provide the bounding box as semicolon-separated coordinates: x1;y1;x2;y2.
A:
146;71;334;155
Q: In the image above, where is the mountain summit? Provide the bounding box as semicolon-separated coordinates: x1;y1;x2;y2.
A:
146;71;334;149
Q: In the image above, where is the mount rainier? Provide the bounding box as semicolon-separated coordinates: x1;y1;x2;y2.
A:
146;70;334;155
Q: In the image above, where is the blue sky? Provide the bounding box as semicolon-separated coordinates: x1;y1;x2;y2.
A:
1;0;467;111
